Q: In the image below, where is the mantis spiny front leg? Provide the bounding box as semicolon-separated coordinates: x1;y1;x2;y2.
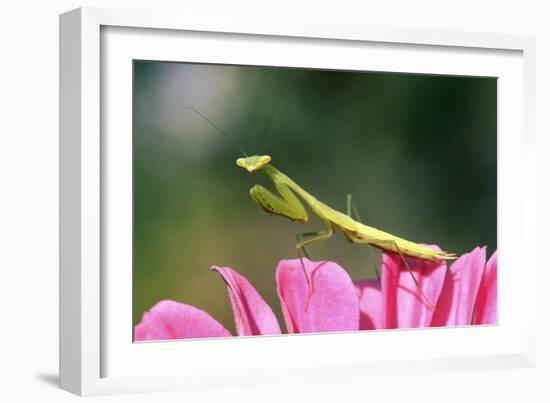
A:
249;177;318;296
249;179;308;223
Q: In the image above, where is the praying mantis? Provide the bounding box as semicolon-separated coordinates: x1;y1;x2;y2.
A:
235;155;456;305
185;106;456;305
236;155;456;264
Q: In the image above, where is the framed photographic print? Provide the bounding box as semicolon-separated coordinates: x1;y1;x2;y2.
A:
60;7;537;396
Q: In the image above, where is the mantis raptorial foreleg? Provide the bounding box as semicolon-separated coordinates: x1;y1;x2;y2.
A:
249;172;308;223
249;179;318;301
250;184;307;222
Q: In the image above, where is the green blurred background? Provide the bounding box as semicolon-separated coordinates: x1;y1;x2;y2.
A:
133;61;497;333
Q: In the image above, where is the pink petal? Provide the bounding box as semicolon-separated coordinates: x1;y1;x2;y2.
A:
355;279;384;330
276;258;359;333
473;251;498;325
431;246;486;327
134;300;231;341
382;245;447;329
212;266;281;336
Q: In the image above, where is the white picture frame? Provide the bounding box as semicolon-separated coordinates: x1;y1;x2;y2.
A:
59;6;537;396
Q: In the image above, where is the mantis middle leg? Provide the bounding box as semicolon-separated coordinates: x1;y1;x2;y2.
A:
294;220;335;305
346;193;362;223
297;192;359;259
296;231;325;259
295;220;335;252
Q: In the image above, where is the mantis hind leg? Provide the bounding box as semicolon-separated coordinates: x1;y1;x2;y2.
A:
380;241;436;309
349;236;436;309
346;194;380;280
346;193;363;222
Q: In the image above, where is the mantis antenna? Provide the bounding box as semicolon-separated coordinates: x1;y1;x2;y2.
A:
184;106;248;157
256;102;278;153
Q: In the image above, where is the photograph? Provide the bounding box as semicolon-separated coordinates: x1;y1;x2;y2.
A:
132;60;498;342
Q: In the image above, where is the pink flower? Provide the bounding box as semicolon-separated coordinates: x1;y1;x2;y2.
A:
211;266;281;336
354;279;383;330
473;251;498;325
431;247;486;326
135;258;359;341
355;246;498;330
276;259;359;333
134;300;231;341
135;247;497;341
382;245;447;328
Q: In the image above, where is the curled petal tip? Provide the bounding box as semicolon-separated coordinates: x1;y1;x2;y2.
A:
212;265;281;336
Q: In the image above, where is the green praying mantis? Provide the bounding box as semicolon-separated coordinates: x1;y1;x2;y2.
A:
235;154;456;262
235;155;456;306
185;106;456;304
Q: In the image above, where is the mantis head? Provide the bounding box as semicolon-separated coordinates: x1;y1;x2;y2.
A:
236;155;272;173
